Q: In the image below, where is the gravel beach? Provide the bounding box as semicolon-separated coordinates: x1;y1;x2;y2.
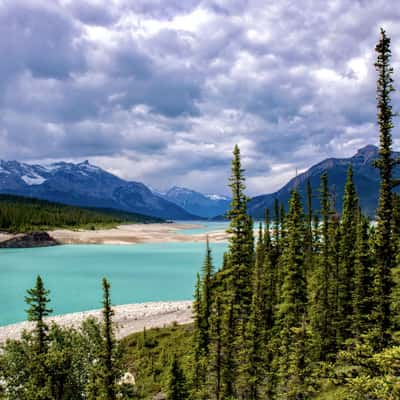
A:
0;223;229;246
0;300;193;343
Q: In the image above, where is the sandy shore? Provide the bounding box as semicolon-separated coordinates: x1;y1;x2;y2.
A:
49;223;229;245
0;300;193;343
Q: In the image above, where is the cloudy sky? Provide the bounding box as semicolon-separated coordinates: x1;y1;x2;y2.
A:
1;0;400;195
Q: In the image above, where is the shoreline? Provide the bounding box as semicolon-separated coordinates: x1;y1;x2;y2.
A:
0;222;230;246
0;300;193;343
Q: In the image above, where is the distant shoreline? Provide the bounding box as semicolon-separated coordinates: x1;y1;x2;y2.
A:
0;222;230;247
0;300;193;343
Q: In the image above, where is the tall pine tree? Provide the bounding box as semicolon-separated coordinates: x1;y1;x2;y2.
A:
337;166;359;345
277;189;308;398
100;278;117;400
25;275;53;354
372;28;399;348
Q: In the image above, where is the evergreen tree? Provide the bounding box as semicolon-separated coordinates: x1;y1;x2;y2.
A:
309;173;335;360
352;212;373;336
25;275;53;354
237;225;269;399
192;237;215;396
200;236;214;352
280;202;286;241
285;316;310;400
220;298;236;399
372;28;398;348
100;278;117;400
264;208;272;252
305;180;313;254
278;190;307;326
226;145;254;315
167;354;188;400
337;166;359;344
192;273;205;392
277;189;308;398
23;276;53;399
329;212;341;348
273;198;281;253
207;295;223;400
255;223;264;278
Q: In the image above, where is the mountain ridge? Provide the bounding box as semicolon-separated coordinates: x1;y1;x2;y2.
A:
0;160;201;220
248;144;399;218
156;186;231;218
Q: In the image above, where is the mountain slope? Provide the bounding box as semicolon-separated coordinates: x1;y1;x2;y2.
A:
0;194;163;233
248;145;399;218
0;160;200;220
158;186;231;218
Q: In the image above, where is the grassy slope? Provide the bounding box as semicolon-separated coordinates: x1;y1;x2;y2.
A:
120;323;400;399
121;324;194;399
0;194;164;233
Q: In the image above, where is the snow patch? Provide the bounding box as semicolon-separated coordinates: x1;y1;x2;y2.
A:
0;167;10;174
21;174;46;186
206;194;230;201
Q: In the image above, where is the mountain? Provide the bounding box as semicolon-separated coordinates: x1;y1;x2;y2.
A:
157;186;231;218
0;160;200;220
248;145;400;218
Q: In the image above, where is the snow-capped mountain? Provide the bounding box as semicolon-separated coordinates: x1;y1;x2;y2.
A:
157;186;231;218
0;160;200;220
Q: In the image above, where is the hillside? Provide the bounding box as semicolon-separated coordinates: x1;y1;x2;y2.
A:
0;194;163;233
0;160;201;220
248;144;400;218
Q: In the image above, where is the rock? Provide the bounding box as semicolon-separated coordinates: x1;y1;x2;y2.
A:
153;393;167;400
0;231;59;248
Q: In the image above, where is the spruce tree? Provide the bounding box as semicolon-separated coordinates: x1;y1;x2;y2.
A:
237;225;268;399
192;273;205;391
255;223;264;278
277;189;308;397
226;145;254;315
264;208;272;252
25;275;53;354
100;278;117;400
193;238;214;396
220;298;236;399
305;180;313;254
372;28;398;348
309;173;335;360
337;166;359;344
200;236;214;352
280;203;286;241
352;212;373;337
273;198;281;252
207;295;223;400
167;354;188;400
24;275;53;398
278;190;307;326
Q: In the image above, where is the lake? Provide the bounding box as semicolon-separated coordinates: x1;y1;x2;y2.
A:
0;241;227;326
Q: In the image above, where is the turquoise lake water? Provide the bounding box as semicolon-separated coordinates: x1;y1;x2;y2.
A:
0;241;227;325
177;221;230;235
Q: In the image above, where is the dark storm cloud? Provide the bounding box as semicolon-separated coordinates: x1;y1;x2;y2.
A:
67;2;118;26
0;0;86;81
1;0;400;194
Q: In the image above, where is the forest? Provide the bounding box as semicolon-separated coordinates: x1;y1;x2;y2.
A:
0;194;163;232
0;29;399;399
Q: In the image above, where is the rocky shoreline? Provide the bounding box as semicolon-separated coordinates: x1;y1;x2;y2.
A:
0;223;229;247
0;300;193;343
0;231;59;248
